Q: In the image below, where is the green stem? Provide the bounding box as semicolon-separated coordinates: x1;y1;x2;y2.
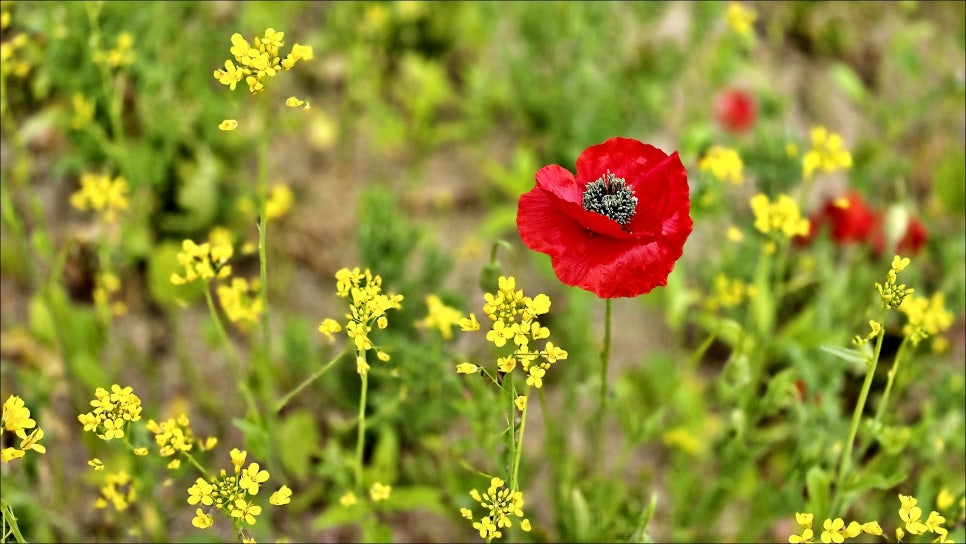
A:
592;298;613;465
257;136;272;377
1;500;26;544
872;336;909;426
354;353;369;490
831;329;885;516
510;385;531;490
203;286;261;423
274;350;346;413
181;451;210;478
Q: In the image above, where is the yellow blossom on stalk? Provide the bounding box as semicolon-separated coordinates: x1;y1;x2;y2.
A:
1;396;46;462
789;512;884;543
899;494;928;535
514;396;527;412
70;173;129;223
146;414;198;458
77;385;142;441
170;239;233;285
185;450;288;532
95;471;136;511
88;458;105;471
725;2;757;38
898;292;953;346
339;491;357;507
369;482;392;502
852;320;882;346
219;119;238;131
936;488;955;511
456;362;479;374
265;183;294;220
699;146;744;184
464;477;529;541
214;28;313;95
285;96;309;109
269;485;292;506
319;267;403;376
217;277;264;326
750;193;810;238
874;255;914;310
706;274;755;311
102;32;135;68
460;276;567;389
727;226;743;243
803;126;853;179
71;92;95;129
420;295;464;340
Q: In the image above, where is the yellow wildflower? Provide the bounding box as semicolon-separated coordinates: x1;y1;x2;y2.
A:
750;193;810;238
725;2;757;38
70;173;129;223
699;146;744;184
421;295;464;340
803;126;853;179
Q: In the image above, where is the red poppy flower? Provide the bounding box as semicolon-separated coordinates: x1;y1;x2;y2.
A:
516;137;693;298
817;190;882;244
896;216;928;256
715;88;757;134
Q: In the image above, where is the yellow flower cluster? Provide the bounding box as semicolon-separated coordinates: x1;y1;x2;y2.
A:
71;93;96;130
92;32;135;68
899;292;954;346
420;294;464;340
369;482;392;502
705;274;755;311
95;471;136;511
1;395;46;462
851;320;882;346
169;239;233;285
146;414;216;468
77;385;143;441
789;493;952;544
750;193;810;239
462;477;531;541
803;126;853;179
699;146;744;185
318;267;403;375
93;271;127;317
789;512;881;543
69;173;130;224
0;32;30;78
457;276;568;389
725;2;757;38
213;28;313;94
874;255;914;311
217;278;264;326
187;449;292;530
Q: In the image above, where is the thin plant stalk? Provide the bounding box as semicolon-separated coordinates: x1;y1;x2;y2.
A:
510;385;530;490
873;336;910;425
355;353;369;490
274;350;347;413
203;287;261;424
592;298;613;465
831;328;885;516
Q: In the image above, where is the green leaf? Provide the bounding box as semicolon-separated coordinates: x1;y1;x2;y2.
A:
377;486;448;517
313;503;370;531
847;467;907;493
805;466;830;520
820;344;869;365
147;241;204;308
361;519;393;543
829;62;869;103
572;487;591;541
277;409;320;481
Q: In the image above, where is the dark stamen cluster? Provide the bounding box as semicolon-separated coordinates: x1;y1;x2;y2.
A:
582;171;637;226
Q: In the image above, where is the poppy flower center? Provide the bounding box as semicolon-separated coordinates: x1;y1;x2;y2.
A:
582;171;637;227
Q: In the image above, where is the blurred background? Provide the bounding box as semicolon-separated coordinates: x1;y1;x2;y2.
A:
1;1;964;542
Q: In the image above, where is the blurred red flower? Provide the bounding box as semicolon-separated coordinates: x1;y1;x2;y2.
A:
814;190;881;244
715;88;757;134
798;191;929;257
895;216;928;256
516;137;693;298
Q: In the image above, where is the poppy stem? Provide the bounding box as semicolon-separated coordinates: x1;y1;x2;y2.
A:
600;298;612;418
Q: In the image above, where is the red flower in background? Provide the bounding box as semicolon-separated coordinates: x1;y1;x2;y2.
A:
814;191;881;244
896;217;928;255
516;137;693;298
799;191;929;256
715;88;757;134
